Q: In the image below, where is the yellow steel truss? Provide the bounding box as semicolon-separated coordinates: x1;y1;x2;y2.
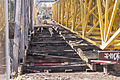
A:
52;0;120;50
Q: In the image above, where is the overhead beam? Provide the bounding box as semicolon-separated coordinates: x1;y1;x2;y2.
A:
37;0;56;2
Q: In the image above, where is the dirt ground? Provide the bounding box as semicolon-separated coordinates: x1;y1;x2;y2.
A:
21;72;120;80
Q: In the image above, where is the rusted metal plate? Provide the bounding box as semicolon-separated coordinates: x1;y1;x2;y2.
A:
98;51;120;62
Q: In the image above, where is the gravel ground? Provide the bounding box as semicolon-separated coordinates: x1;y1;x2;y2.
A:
21;72;120;80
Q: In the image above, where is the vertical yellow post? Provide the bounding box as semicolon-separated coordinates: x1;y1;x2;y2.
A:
52;4;55;20
83;0;92;37
104;0;109;41
93;1;97;26
56;2;58;22
71;0;76;31
33;6;37;25
66;0;69;27
58;0;61;23
61;0;65;25
82;0;87;37
80;0;84;33
54;3;57;21
97;0;104;44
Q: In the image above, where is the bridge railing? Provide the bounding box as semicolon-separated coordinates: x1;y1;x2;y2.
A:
52;0;120;50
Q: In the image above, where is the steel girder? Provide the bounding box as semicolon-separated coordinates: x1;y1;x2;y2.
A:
52;0;120;50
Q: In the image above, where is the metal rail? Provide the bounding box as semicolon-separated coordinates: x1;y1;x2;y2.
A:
52;0;120;50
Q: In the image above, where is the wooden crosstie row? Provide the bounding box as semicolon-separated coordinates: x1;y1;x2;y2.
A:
52;0;120;50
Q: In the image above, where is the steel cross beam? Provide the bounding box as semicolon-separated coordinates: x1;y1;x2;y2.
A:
37;0;56;2
36;0;56;7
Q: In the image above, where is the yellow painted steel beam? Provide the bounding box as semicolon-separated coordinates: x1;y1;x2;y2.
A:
33;6;37;24
65;0;69;27
56;2;58;22
52;0;120;50
105;0;119;42
61;0;65;25
82;0;87;37
104;0;109;41
101;28;120;49
86;5;113;36
71;0;76;31
97;0;105;44
83;0;92;37
58;1;61;23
